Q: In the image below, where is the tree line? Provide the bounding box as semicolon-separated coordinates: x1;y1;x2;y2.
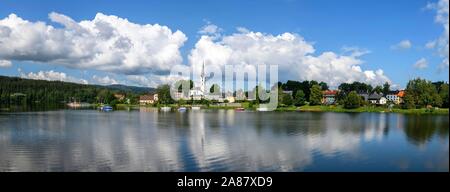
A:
161;78;449;109
2;75;448;110
0;76;150;107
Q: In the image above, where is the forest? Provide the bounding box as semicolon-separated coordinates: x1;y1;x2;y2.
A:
0;76;154;107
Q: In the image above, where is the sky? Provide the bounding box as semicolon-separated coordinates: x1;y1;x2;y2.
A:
0;0;448;89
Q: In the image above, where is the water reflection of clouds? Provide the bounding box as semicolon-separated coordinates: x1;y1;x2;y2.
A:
0;110;448;171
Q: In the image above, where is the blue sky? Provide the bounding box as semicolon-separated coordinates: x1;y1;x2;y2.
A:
0;0;448;88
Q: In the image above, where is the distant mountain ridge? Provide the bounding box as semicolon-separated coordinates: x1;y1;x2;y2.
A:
0;75;155;94
103;84;155;94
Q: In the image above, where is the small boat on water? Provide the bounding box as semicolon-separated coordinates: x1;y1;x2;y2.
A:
178;107;187;112
191;106;201;110
67;102;92;108
256;107;269;112
235;107;245;111
160;106;171;112
100;105;113;112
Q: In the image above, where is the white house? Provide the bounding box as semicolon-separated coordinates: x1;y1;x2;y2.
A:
386;90;405;104
368;93;387;105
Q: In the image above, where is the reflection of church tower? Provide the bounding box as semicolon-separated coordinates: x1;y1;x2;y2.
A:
200;60;206;97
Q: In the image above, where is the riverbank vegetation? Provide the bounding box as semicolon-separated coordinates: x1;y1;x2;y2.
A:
1;75;448;115
0;76;153;108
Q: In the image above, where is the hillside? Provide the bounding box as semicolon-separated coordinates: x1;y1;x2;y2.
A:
0;76;154;105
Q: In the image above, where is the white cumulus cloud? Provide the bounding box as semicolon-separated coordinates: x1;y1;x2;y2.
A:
413;58;428;69
0;60;11;68
0;12;187;75
19;69;88;84
126;74;183;88
199;24;222;35
189;29;391;87
391;40;412;50
92;75;118;85
426;0;449;71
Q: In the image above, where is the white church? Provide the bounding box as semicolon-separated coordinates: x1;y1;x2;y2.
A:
189;61;207;100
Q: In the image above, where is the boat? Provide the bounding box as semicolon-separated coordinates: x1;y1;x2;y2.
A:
160;106;171;112
178;107;187;112
67;102;92;108
256;107;269;112
235;107;245;111
191;106;201;110
100;105;113;111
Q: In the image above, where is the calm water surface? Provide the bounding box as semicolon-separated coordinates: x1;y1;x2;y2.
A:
0;109;448;171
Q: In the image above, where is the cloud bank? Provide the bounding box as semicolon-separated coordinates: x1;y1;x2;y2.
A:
92;75;118;85
189;28;391;87
18;69;88;84
1;13;393;88
0;60;11;68
426;0;449;70
0;12;187;75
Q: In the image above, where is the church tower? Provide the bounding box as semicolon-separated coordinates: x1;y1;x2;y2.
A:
200;60;206;96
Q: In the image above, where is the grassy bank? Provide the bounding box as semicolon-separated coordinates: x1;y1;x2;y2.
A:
111;103;449;115
284;105;449;115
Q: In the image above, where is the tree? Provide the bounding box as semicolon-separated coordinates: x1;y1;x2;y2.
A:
294;90;306;106
178;99;186;106
175;80;193;93
309;85;323;105
438;83;449;108
373;85;383;94
344;91;361;109
210;84;220;95
406;78;442;107
156;84;174;105
403;94;415;109
383;82;390;96
319;82;328;91
282;94;293;106
338;81;372;94
97;89;115;104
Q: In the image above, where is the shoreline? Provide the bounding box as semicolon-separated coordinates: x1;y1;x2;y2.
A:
276;105;449;115
2;104;448;115
116;104;448;115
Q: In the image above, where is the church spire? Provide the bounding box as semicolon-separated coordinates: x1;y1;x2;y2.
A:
200;60;205;95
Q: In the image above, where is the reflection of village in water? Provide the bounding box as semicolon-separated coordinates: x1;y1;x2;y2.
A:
0;110;448;171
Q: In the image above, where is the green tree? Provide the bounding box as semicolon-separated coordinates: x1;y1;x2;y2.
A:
309;85;323;105
178;99;186;106
373;85;383;94
438;83;449;108
344;91;361;109
156;84;174;105
175;80;193;99
294;90;306;106
403;94;416;109
383;82;390;96
282;94;293;106
406;78;442;107
319;82;328;91
210;84;220;95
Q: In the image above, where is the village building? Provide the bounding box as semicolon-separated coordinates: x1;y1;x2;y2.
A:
282;90;293;96
225;96;236;103
139;94;158;105
190;61;206;100
368;93;387;105
386;90;405;104
358;92;370;102
322;90;338;105
113;93;125;101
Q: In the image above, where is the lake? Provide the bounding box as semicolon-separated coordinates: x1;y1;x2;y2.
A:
0;109;448;172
